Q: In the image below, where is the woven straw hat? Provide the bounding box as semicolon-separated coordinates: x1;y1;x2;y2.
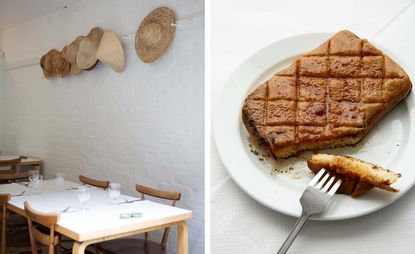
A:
96;30;125;72
135;7;176;63
87;27;104;47
52;51;70;78
76;37;98;70
40;49;59;79
62;44;77;64
63;36;85;75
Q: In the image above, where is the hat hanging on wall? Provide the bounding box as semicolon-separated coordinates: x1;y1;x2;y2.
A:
135;7;176;63
87;27;104;47
96;30;125;72
62;36;84;75
76;37;98;70
76;27;104;70
40;49;59;79
52;51;70;78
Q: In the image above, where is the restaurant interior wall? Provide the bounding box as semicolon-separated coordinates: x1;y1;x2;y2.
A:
0;0;205;253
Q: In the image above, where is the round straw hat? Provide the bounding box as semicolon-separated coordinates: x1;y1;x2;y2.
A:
52;51;70;78
62;36;85;75
70;62;82;75
96;30;125;72
135;7;176;63
41;49;59;79
76;37;98;70
87;27;104;47
62;44;78;64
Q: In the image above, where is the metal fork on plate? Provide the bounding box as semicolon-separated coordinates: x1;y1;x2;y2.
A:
277;169;342;254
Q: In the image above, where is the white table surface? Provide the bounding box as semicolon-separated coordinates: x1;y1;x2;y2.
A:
0;180;192;241
211;0;415;253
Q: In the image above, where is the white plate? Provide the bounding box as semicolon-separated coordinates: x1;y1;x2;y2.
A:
214;33;415;220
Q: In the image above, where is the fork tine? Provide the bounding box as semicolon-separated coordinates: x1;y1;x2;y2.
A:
328;179;342;196
321;175;335;193
309;169;325;186
315;171;330;189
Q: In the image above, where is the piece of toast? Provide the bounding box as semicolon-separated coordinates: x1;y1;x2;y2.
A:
242;30;412;159
307;153;400;197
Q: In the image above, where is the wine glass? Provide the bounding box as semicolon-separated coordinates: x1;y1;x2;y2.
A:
55;173;65;186
77;186;91;210
28;170;39;186
33;175;43;188
108;183;121;204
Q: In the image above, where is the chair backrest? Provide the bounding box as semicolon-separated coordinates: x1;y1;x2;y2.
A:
135;184;181;250
24;201;60;254
0;194;11;254
79;175;109;189
0;172;29;183
0;157;22;175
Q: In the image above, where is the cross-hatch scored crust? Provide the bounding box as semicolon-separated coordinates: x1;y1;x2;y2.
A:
242;30;412;159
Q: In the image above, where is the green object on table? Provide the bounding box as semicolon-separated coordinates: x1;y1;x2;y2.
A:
119;212;142;219
131;212;142;218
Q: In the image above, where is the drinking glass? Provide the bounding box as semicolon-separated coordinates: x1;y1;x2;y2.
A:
108;183;121;204
28;170;39;185
32;175;43;188
77;186;91;210
55;173;65;186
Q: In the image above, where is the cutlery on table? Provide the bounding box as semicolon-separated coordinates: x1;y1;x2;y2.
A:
54;206;79;214
12;190;26;197
277;169;342;254
118;199;143;205
60;206;71;213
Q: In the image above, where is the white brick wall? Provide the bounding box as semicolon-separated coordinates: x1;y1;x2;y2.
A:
0;0;204;253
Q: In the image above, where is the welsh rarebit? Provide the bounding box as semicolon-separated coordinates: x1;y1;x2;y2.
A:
307;153;400;197
242;30;412;159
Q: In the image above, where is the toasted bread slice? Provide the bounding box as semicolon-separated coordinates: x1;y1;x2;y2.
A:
307;153;400;197
242;30;412;159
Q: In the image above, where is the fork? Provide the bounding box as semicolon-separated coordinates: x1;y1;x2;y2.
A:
277;169;342;254
12;190;26;197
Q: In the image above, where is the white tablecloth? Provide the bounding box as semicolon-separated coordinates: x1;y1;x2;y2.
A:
0;180;191;241
211;0;415;253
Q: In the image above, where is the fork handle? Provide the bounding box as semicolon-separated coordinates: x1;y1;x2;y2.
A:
277;213;310;254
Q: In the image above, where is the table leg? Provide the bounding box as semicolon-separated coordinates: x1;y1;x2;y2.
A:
177;221;188;254
72;241;87;254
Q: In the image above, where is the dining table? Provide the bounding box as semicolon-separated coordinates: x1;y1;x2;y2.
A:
0;180;192;254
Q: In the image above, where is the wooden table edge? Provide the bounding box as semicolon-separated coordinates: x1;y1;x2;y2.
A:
7;202;192;241
72;219;190;254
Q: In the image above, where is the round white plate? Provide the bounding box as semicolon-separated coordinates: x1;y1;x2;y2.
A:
214;33;415;220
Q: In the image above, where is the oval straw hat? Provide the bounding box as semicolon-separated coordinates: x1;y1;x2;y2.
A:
96;30;125;72
75;27;104;71
76;37;98;70
41;49;59;79
52;51;70;78
63;36;85;75
135;7;176;63
87;27;104;47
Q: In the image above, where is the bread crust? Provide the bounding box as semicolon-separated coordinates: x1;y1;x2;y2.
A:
242;30;412;159
307;154;400;197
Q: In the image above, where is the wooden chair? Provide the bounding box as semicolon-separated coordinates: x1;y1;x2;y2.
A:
95;185;182;254
0;194;31;254
24;201;61;254
0;172;30;183
0;157;22;176
79;175;109;189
